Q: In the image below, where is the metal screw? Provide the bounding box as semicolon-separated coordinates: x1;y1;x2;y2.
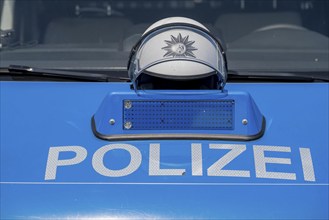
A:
242;119;248;125
124;100;132;109
124;121;132;129
109;119;115;125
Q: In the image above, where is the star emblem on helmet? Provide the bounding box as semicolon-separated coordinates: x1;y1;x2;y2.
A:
162;33;197;58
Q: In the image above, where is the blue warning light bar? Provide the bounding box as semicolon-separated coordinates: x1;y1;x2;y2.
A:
123;100;234;130
92;90;265;141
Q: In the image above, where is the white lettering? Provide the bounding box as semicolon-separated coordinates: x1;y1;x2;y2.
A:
253;145;296;180
149;144;186;176
191;143;203;176
45;146;87;180
300;148;316;182
92;144;141;177
44;144;316;182
207;144;250;177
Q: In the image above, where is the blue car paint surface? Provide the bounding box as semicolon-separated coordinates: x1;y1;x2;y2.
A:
0;82;328;219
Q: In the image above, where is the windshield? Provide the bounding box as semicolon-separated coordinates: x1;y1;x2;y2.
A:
0;0;328;75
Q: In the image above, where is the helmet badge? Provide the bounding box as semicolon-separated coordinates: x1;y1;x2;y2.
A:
162;33;197;58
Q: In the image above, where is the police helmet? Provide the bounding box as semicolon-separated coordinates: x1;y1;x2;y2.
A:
128;17;227;90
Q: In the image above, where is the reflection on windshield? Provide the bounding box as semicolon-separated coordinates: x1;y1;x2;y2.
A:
0;0;328;72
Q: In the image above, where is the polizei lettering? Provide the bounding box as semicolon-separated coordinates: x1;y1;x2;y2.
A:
45;144;315;182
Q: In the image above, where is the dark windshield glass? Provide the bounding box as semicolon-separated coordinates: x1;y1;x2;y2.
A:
0;0;328;73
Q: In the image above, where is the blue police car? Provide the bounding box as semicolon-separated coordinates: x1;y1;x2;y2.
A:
1;0;328;219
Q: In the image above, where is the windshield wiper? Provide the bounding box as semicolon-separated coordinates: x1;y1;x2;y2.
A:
1;65;129;82
228;71;329;82
2;65;328;83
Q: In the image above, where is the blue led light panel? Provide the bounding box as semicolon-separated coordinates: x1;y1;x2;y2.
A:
123;100;234;130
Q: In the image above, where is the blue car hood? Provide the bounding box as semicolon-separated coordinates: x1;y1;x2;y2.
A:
1;82;328;219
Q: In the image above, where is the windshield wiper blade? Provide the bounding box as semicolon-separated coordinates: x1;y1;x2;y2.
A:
228;71;329;82
3;65;126;82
